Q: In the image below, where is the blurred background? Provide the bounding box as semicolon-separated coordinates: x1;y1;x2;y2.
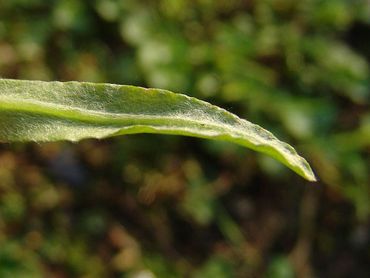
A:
0;0;369;277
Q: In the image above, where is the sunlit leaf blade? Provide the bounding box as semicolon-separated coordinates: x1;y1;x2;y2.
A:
0;79;316;181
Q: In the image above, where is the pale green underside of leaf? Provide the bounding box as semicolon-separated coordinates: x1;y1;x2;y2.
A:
0;79;316;181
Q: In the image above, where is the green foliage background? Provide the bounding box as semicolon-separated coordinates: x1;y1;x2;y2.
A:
0;0;369;277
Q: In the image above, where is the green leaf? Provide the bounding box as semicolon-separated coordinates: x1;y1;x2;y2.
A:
0;79;316;181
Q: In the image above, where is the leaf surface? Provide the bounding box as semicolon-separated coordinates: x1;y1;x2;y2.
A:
0;79;316;181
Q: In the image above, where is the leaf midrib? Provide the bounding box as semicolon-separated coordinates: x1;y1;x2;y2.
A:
0;96;254;139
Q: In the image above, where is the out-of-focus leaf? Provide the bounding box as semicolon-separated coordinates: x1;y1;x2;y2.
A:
194;256;235;278
266;256;294;278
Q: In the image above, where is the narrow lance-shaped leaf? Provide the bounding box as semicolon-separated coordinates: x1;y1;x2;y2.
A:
0;79;316;181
